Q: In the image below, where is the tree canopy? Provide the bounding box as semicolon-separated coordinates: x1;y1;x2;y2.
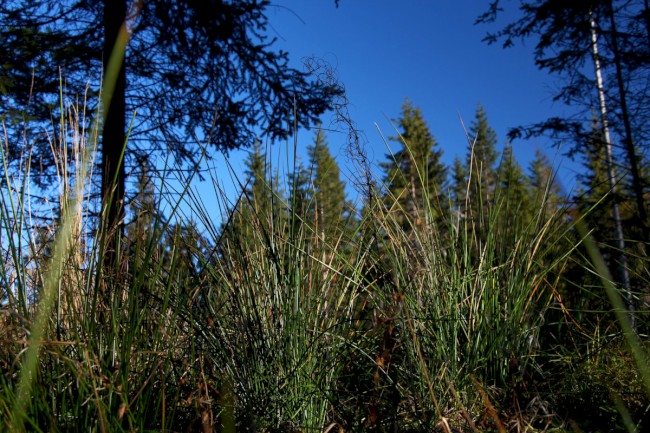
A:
0;0;342;233
382;99;447;229
477;0;649;244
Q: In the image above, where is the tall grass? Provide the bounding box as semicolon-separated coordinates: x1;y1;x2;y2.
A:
0;95;205;432
1;96;648;432
347;133;579;430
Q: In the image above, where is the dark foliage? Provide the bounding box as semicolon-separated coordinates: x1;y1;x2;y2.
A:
0;0;342;184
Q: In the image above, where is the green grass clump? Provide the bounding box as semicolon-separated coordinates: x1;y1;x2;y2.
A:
0;97;648;433
0;99;206;432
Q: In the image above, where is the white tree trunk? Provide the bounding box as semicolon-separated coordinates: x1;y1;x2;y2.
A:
589;11;635;327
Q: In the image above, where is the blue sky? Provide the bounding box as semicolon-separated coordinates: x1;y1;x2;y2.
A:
183;1;584;220
266;1;581;178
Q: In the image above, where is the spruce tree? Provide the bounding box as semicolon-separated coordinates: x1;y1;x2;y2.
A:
528;150;563;219
0;0;341;247
125;160;161;269
467;103;499;203
575;120;650;327
451;156;469;211
307;127;349;241
575;121;624;245
495;145;530;247
465;103;500;243
246;141;271;216
570;120;628;315
497;146;528;206
163;220;210;280
221;140;275;251
478;1;649;246
382;99;447;229
128;162;158;239
288;161;312;231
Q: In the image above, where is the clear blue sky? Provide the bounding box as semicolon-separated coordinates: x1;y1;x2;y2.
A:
184;1;583;220
266;1;581;180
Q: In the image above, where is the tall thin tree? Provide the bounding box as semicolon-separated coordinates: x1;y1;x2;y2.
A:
590;10;634;322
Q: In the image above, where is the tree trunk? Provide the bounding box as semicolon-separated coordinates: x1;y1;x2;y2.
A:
101;0;127;270
606;1;649;252
590;10;635;327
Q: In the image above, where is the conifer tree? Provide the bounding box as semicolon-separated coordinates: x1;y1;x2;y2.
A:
448;156;470;238
497;146;528;204
495;145;530;247
288;161;312;230
575;121;626;246
527;150;569;265
221;140;275;251
0;0;341;249
128;161;158;242
382;99;447;229
467;103;499;204
464;104;500;243
569;121;629;315
451;156;469;210
246;141;272;217
525;149;570;287
574;120;636;281
478;1;649;246
125;160;161;271
307;127;349;241
528;150;563;219
163;220;210;280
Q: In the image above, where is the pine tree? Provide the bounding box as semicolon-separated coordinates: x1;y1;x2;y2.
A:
382;99;447;229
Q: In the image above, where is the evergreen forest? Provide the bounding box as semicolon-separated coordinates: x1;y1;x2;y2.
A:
0;1;649;432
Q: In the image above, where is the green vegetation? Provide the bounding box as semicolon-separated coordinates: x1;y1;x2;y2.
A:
0;93;648;432
381;99;447;230
3;4;650;429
